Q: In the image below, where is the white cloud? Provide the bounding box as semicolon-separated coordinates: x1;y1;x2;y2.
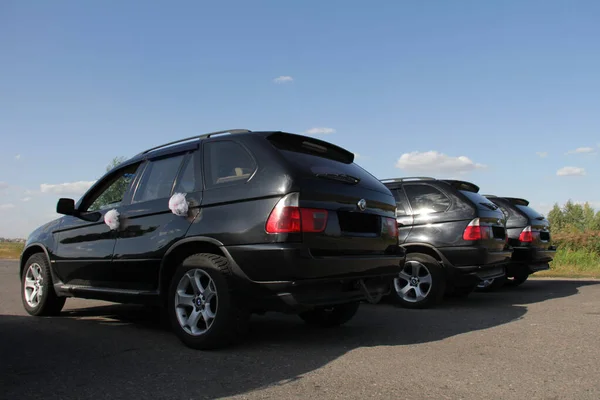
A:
536;151;548;158
40;180;96;196
15;154;21;160
22;197;32;202
395;151;486;174
273;76;293;84
0;203;16;210
556;166;586;176
305;127;336;135
0;182;8;190
566;147;595;155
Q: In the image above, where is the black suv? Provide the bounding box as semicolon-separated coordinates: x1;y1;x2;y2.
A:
380;177;512;308
477;196;556;290
19;129;405;349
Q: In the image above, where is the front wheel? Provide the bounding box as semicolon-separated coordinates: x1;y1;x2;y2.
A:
476;276;506;292
167;253;249;350
21;253;66;316
298;302;360;327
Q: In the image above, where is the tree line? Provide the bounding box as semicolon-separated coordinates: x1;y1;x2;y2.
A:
547;201;600;233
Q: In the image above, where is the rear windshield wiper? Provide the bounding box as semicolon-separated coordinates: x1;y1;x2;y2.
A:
315;173;360;184
479;202;498;211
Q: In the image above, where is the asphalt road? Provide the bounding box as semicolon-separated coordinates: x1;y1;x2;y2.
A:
1;260;599;400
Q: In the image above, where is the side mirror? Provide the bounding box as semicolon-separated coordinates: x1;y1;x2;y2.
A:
56;198;76;215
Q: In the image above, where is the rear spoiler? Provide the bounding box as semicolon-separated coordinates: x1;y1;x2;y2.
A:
266;132;355;164
502;197;530;206
440;180;480;193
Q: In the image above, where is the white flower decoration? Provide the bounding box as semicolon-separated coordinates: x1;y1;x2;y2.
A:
104;209;120;230
169;192;189;217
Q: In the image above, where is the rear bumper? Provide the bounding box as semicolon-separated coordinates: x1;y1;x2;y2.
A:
511;246;556;265
222;243;406;311
439;246;512;284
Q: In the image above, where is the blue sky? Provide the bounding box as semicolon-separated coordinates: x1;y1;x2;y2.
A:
1;0;599;238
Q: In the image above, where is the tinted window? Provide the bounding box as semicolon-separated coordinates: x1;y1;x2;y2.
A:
392;189;410;216
204;141;257;188
174;154;200;193
404;184;451;215
459;190;500;211
87;164;140;212
133;155;185;203
515;205;545;220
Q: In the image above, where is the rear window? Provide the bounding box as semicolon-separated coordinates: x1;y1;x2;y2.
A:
277;149;386;192
515;205;545;220
267;133;387;193
459;190;500;211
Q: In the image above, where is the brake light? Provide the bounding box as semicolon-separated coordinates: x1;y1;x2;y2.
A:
462;218;491;241
519;226;534;243
382;217;398;238
265;193;328;233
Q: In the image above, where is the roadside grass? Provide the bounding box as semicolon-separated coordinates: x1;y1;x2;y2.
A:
0;242;24;260
537;249;600;279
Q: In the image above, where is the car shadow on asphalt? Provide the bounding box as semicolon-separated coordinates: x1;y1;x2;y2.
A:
0;279;597;400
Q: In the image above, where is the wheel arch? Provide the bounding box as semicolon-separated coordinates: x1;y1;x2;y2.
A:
158;237;232;303
400;243;449;267
19;243;51;279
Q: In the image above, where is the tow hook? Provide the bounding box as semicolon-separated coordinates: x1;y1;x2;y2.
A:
358;279;383;304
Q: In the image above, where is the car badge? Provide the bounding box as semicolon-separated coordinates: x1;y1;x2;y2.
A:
357;199;367;211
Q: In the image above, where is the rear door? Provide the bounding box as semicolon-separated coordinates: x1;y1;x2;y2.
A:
266;133;398;255
111;150;202;291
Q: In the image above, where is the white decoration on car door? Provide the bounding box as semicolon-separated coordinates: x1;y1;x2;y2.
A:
104;209;120;230
169;192;189;216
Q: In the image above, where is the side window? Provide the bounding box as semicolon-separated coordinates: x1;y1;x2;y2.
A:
133;155;185;203
203;140;257;188
392;188;411;216
86;164;140;212
404;184;451;215
173;153;200;193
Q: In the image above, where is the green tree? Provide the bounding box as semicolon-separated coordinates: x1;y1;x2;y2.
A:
547;203;564;232
582;202;596;231
562;200;585;232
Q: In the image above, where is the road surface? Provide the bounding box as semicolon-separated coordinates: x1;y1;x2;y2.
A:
1;259;599;400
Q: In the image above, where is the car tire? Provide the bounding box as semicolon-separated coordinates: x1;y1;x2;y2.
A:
476;276;507;292
167;253;249;350
389;253;446;309
21;253;66;316
298;301;360;327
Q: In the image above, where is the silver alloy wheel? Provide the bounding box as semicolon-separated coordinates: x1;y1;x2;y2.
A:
24;263;44;308
477;279;495;289
174;269;218;336
393;260;433;303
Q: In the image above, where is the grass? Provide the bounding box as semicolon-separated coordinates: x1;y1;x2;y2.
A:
0;242;24;260
536;248;600;279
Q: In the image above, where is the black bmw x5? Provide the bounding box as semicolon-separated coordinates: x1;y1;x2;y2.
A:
19;129;406;349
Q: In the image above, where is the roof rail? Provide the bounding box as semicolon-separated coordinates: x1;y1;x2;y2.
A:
137;129;252;156
379;177;436;183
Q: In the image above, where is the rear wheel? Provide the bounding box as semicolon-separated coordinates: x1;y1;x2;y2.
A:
168;253;249;350
298;302;360;327
21;253;66;316
389;253;446;309
506;270;529;286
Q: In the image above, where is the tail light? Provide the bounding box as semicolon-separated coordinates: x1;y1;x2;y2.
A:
462;218;491;241
382;217;398;238
266;193;328;233
519;226;534;243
